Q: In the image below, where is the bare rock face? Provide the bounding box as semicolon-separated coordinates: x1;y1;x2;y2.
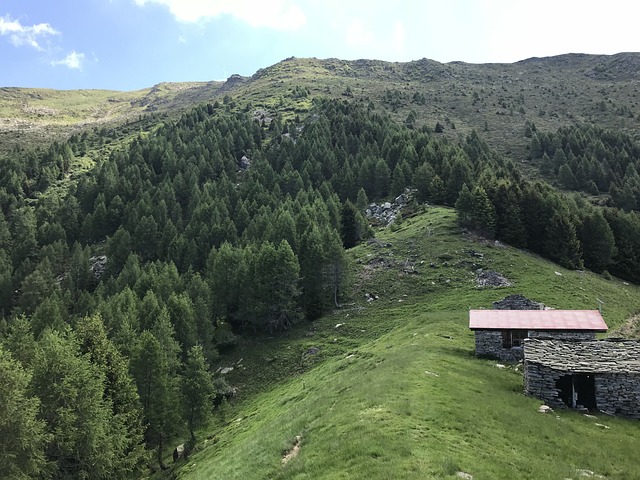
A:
475;269;511;288
364;190;414;226
238;155;251;170
90;255;107;281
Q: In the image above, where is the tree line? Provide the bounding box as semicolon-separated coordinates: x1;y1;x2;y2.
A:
1;96;640;477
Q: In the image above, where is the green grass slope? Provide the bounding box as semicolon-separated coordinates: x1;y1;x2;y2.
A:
4;53;640;163
174;207;640;480
0;81;223;152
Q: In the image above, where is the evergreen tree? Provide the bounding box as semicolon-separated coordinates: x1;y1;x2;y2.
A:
543;213;582;269
470;185;496;236
455;183;474;227
429;175;446;204
355;187;369;213
578;209;616;273
74;315;147;476
32;330;118;479
340;200;361;249
0;344;49;480
181;345;215;442
131;329;181;470
298;226;326;320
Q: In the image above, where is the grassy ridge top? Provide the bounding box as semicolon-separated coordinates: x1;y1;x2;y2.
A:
3;53;640;158
176;207;640;480
0;81;223;152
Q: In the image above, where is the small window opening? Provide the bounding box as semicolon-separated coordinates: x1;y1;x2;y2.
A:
501;329;528;348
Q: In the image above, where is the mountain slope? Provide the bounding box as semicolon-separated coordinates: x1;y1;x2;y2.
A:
3;53;640;159
0;81;224;153
176;207;640;480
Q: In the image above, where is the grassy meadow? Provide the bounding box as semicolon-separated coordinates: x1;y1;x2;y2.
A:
170;207;640;480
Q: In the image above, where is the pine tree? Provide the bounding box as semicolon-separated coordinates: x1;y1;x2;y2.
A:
131;329;181;470
340;200;362;249
0;344;48;480
74;315;148;477
470;185;496;236
32;330;117;479
181;345;215;442
455;183;474;227
543;213;582;269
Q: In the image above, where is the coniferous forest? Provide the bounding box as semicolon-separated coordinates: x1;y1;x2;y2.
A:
2;87;640;478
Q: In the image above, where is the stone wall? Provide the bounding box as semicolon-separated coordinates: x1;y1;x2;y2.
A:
524;363;640;418
594;374;640;418
474;330;523;362
523;363;563;407
475;330;595;362
492;294;544;310
528;331;596;340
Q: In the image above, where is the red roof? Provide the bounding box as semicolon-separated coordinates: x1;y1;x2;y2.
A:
469;310;608;331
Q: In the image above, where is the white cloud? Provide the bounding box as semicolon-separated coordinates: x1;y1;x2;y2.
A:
51;51;86;70
134;0;306;30
0;15;59;50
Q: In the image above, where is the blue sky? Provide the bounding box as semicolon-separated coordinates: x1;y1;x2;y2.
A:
1;0;639;91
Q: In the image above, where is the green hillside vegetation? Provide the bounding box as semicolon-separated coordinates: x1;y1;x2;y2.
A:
1;54;640;479
178;209;640;480
0;81;223;153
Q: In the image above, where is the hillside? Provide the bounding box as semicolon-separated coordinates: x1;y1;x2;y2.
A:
0;80;224;153
2;54;640;480
3;53;640;158
178;208;640;480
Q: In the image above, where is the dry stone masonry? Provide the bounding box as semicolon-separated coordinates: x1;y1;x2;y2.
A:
492;294;544;310
524;338;640;418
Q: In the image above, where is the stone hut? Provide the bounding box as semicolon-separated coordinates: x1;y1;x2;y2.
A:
469;309;607;362
524;338;640;418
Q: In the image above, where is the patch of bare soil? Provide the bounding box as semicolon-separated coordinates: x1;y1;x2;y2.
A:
282;435;302;465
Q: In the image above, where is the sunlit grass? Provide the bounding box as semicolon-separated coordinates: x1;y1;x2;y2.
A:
174;208;640;480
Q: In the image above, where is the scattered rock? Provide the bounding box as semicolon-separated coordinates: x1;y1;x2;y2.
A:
538;405;553;413
576;469;605;478
365;293;379;302
173;444;185;462
238;155;251;170
594;423;610;429
364;190;414;226
335;323;344;329
90;255;107;280
456;472;473;480
555;271;563;276
495;363;506;369
476;269;512;288
282;436;302;465
583;414;597;419
303;347;319;357
220;367;234;374
424;370;440;377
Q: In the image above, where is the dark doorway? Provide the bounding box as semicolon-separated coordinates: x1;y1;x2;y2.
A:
557;375;573;406
574;374;597;410
555;374;597;410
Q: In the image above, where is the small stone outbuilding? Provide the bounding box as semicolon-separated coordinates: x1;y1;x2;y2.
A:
524;338;640;418
469;309;607;362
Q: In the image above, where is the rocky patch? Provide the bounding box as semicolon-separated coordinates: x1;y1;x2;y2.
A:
475;269;512;288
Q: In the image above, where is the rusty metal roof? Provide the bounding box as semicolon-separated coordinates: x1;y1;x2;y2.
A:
469;310;608;331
